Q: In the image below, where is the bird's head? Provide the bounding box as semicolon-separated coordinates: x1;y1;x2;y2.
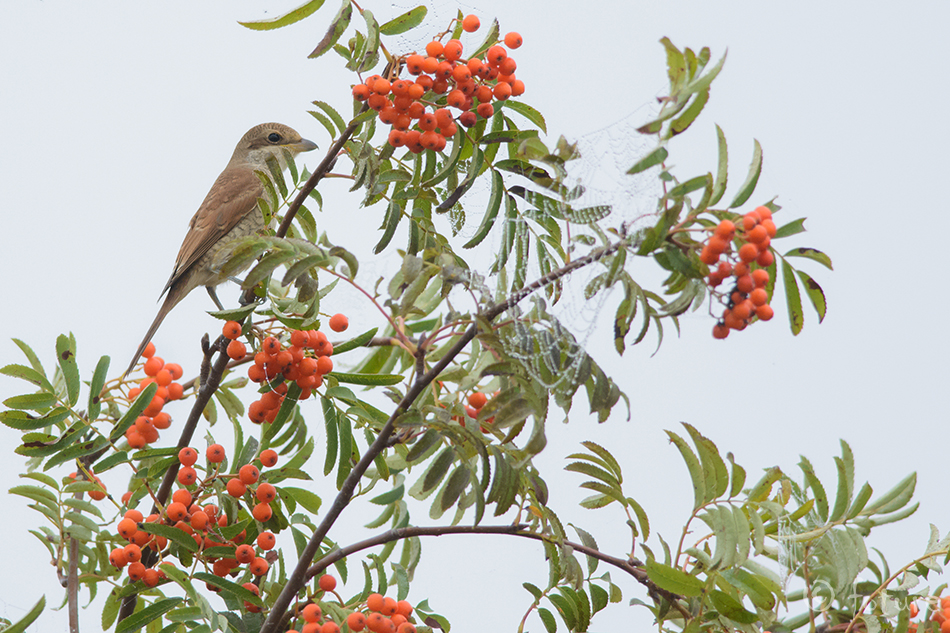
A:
230;122;318;170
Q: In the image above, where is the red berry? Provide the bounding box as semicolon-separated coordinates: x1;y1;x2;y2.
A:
504;32;523;48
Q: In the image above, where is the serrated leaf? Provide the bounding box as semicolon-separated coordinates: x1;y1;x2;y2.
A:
727;139;762;208
309;0;352;58
782;258;804;335
462;169;503;249
645;560;704;597
330;372;403;386
627;145;668;175
0;363;54;393
313;100;348;137
503;101;546;133
709;124;728;205
4;392;58;411
378;5;426;35
774;217;807;238
239;0;326;30
784;246;833;270
709;590;758;624
666;430;705;509
796;269;827;323
282;487;323;514
55;333;80;406
3;595;45;633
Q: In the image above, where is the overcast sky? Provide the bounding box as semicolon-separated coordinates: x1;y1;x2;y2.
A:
2;1;949;631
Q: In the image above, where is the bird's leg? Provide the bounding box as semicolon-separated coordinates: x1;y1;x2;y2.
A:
206;286;225;311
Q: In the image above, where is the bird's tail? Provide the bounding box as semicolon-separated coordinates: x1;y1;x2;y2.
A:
123;286;185;379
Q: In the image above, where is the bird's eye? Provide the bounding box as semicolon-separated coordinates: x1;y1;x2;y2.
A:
267;132;281;143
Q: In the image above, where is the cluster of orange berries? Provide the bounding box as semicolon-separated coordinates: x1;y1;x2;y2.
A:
288;591;417;633
126;342;185;448
699;206;778;339
110;443;281;594
67;469;108;501
352;15;524;153
922;596;950;633
221;315;349;423
456;389;495;431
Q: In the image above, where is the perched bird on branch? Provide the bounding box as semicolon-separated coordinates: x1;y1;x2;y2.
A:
124;123;317;377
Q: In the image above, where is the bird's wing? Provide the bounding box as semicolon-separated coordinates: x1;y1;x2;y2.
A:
162;166;264;296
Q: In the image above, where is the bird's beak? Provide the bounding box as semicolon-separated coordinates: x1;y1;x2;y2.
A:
288;138;318;153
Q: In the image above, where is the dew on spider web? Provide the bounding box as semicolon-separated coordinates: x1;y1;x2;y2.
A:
448;108;663;390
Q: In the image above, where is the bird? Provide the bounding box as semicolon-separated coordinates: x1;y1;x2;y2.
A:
124;123;318;377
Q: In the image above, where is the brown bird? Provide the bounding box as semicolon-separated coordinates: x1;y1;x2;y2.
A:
125;123;317;377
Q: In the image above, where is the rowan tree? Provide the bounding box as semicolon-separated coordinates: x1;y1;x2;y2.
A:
3;3;947;633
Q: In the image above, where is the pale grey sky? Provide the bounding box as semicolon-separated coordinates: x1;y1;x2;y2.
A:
1;1;948;631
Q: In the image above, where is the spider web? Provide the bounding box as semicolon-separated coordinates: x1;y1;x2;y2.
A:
379;2;665;391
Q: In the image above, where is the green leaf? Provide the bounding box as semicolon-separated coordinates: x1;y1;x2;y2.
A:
781;258;804;335
193;572;263;606
666;430;705;509
627;144;668;175
774;217;807;239
709;124;728;205
115;597;183;633
708;589;758;624
137;522;200;553
239;0;326;30
645;560;704;597
330;372;403;386
282;487;323;514
784;247;833;270
727;139;762;208
56;333;80;406
87;355;110;420
538;607;557;633
2;595;45;633
110;382;158;441
331;327;377;355
4;392;58;411
0;363;54;393
309;0;352;58
462;169;503;249
798;456;828;521
795;269;827;323
502;101;547;133
12;338;47;377
313;100;348;137
378;5;426;35
374;199;403;254
670;88;709;136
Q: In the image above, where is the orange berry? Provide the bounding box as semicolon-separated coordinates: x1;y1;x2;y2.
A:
233;544;255;564
752;268;770;287
366;613;388;633
396;625;415;633
476;102;494;118
257;531;276;550
405;55;425;74
249;557;269;576
227;478;247;497
227;339;247;360
352;84;370;100
223;321;242;339
109;547;129;568
143;356;164;376
492;82;512;101
256;482;277;503
190;511;209;531
248;400;268;424
510;79;525;96
742;213;759;231
738;243;759;263
707;235;728;254
259;449;278;468
714;220;736;239
316;356;333;375
459;111;477;127
152;411;171;429
712;323;730;339
754;205;773;221
504;32;523;48
252;503;272;522
395;601;413;617
425;40;443;57
761;219;777;237
141;342;156;359
736;274;754;293
178;447;198;467
747;225;769;245
468;392;487;409
443;39;463;61
207;444;226;463
734;262;750;277
155;368;172;386
486;45;507;65
127;561;147;582
177;467;197;486
142;568;161;587
367;593;385;612
732;300;753;321
347;613;367;632
422;56;440;75
757;250;775;267
699;246;719;266
451;64;472;83
942;620;950;633
499;57;517;76
301;603;322;623
318;574;337;592
750;288;768;307
755;305;774;321
381;597;398;616
166;501;188;522
322;623;341;633
461;14;480;32
239;464;260;485
447;89;465;109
